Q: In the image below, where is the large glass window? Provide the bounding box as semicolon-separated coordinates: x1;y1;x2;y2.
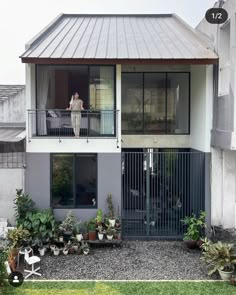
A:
122;72;190;134
122;73;143;134
51;154;97;208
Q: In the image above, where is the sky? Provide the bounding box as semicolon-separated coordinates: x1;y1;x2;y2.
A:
0;0;216;84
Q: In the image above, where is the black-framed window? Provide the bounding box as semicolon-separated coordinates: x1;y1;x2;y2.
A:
122;72;190;134
36;65;116;111
51;154;97;208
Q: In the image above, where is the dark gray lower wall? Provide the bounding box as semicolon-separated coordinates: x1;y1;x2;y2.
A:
25;153;121;221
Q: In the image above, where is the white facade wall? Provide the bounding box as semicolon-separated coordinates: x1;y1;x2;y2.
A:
198;0;236;229
0;169;24;225
0;88;25;123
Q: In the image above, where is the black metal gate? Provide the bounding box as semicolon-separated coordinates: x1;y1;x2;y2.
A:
122;149;205;239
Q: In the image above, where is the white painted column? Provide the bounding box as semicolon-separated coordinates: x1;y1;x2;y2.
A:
116;64;122;149
222;150;236;228
211;147;223;226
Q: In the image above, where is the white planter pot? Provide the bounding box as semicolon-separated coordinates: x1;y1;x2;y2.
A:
63;249;69;255
59;236;64;242
218;269;234;281
98;233;104;240
109;219;116;227
76;234;83;241
39;248;45;256
53;249;60;256
73;245;79;252
83;248;90;255
107;235;113;240
50;245;56;252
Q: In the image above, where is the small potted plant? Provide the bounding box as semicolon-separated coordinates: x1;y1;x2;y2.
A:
53;246;60;256
63;244;69;255
106;225;115;240
38;240;46;256
107;193;115;227
81;241;90;255
59;211;79;241
97;225;104;241
72;240;79;252
88;219;96;241
201;239;236;281
96;209;103;226
74;222;83;241
58;230;64;242
181;211;206;249
82;221;89;240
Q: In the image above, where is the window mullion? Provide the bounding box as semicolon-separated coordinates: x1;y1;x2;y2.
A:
73;154;76;208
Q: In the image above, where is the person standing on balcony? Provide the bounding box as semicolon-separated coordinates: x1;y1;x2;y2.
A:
66;92;84;137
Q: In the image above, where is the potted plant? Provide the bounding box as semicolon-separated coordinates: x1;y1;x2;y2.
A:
38;240;46;256
58;230;64;242
106;226;115;240
74;222;83;241
96;209;103;225
107;193;115;227
7;226;30;257
181;211;206;249
97;225;104;241
88;219;96;241
59;211;78;241
82;221;89;240
72;241;79;252
201;239;236;280
63;244;69;255
81;241;90;255
53;246;60;256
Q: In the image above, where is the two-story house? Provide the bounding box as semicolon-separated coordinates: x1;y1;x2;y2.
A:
21;14;218;239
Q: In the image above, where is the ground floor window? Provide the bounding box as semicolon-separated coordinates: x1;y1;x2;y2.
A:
51;154;97;208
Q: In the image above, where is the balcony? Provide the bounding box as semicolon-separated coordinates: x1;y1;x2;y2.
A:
28;109;119;141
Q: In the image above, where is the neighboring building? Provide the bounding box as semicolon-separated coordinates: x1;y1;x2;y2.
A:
0;85;26;225
21;14;217;239
197;0;236;229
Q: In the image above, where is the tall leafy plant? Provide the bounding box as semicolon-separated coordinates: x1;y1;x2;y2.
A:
14;189;36;226
181;211;206;241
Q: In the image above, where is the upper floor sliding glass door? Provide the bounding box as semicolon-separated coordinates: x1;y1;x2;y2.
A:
35;65;116;136
122;72;190;135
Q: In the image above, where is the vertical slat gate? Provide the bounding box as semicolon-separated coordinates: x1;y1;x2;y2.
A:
122;150;205;239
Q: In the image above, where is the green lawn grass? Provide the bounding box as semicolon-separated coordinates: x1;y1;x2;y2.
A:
1;281;236;295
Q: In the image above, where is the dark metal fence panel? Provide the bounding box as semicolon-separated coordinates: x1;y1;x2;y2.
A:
122;151;205;239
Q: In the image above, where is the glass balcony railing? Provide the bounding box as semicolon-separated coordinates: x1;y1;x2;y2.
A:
28;109;119;140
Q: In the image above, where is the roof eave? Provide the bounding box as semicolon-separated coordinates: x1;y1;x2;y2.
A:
20;57;219;65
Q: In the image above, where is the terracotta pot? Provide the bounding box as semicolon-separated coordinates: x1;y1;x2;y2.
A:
89;231;96;241
77;248;82;255
69;247;75;254
196;240;203;249
8;256;16;272
185;240;197;249
10;248;19;258
83;233;89;240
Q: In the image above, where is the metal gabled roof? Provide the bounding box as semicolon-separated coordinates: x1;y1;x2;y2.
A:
20;14;218;63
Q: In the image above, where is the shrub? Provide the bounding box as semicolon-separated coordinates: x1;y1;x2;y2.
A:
107;193;115;219
201;239;236;275
7;226;30;249
0;249;8;287
181;211;206;241
14;189;36;226
59;211;78;234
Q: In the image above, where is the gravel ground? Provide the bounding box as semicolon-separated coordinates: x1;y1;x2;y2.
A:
23;241;219;280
